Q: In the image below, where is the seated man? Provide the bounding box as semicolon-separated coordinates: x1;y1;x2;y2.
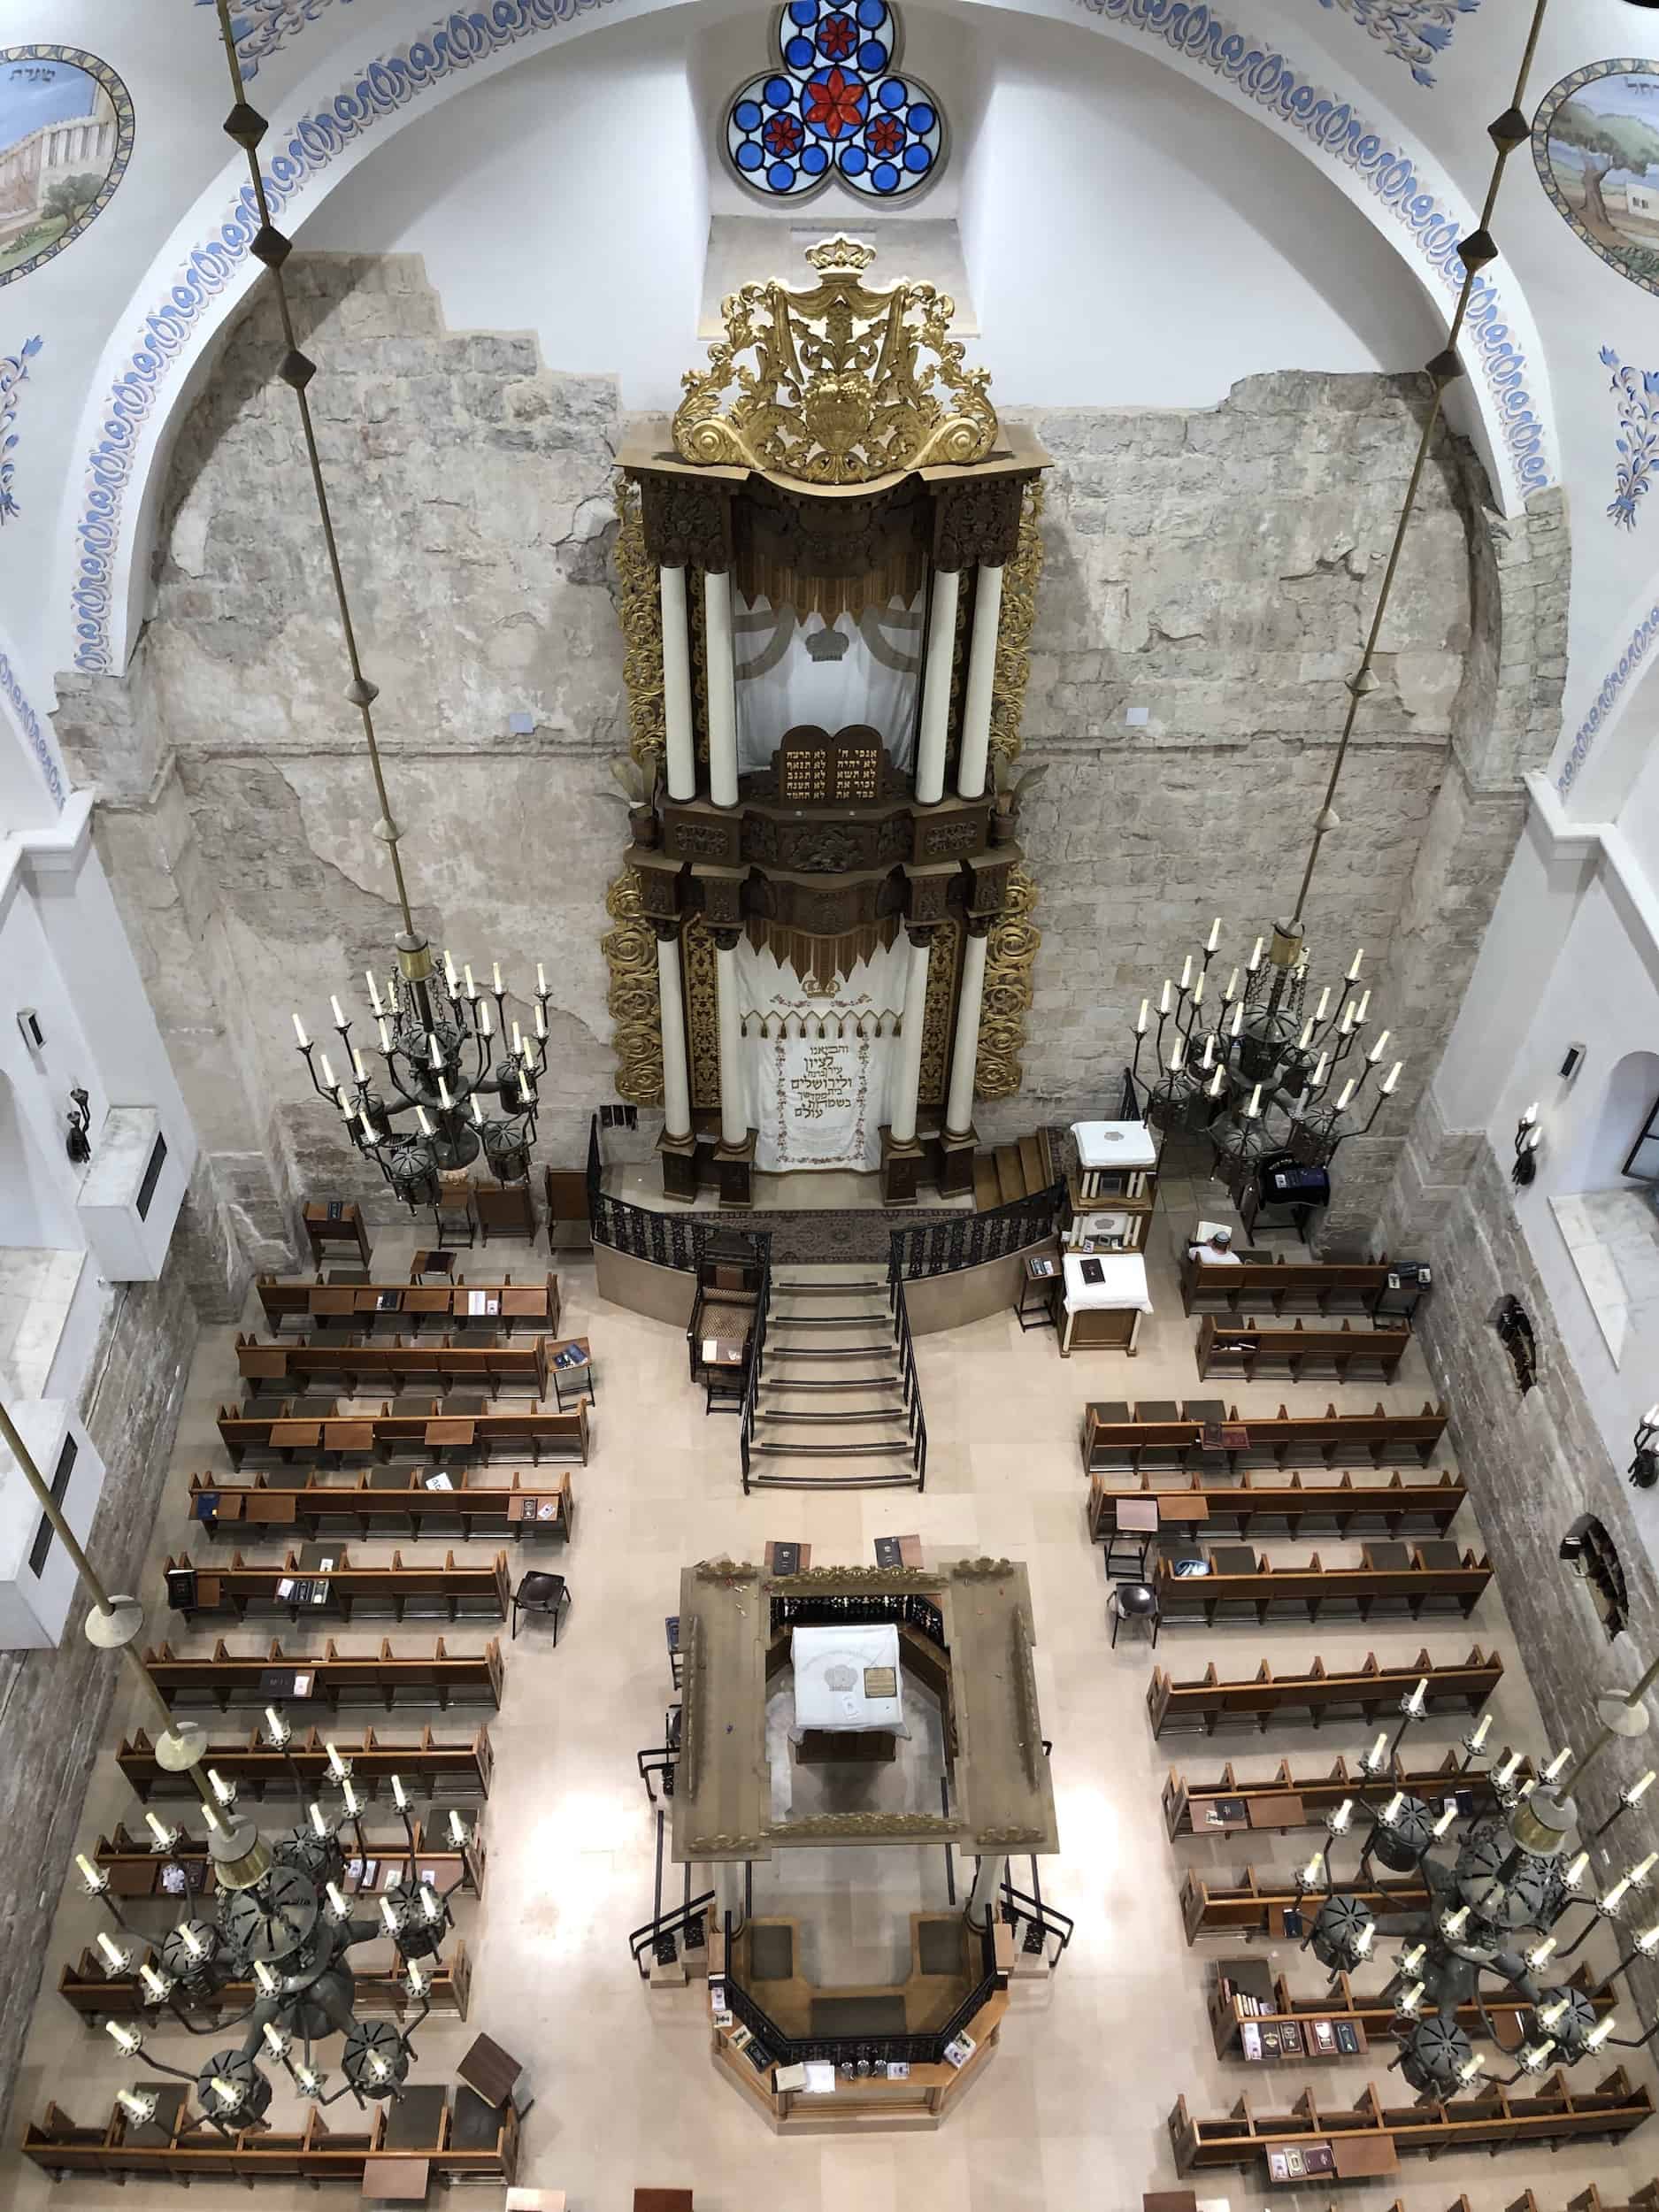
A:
1187;1223;1240;1266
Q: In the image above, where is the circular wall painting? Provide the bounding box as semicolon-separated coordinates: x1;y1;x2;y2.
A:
0;46;134;288
1535;58;1659;297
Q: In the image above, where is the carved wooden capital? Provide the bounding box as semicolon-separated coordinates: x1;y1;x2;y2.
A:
708;926;744;954
636;472;734;572
931;475;1025;571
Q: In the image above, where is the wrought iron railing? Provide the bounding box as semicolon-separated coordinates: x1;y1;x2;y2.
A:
1000;1856;1074;1969
721;1912;1002;2070
890;1269;927;1485
887;1181;1064;1282
768;1591;945;1645
587;1113;773;1278
736;1243;772;1494
626;1810;714;1978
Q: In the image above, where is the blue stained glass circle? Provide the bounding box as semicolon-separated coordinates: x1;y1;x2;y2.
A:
907;101;934;133
878;77;905;108
731;19;941;204
735;140;764;170
858;40;888;71
802;143;829;174
764;75;793;106
872;161;899;192
785;35;814;67
856;0;887;25
841;143;868;174
902;142;931;172
733;98;762;130
788;1;818;21
769;161;796;190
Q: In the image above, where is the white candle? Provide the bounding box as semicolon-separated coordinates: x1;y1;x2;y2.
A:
1336;1079;1356;1111
1543;1748;1571;1781
1496;1751;1522;1786
464;964;475;996
253;1959;277;1993
1206;917;1221;952
1298;1020;1313;1049
1628;1770;1656;1806
319;1052;337;1092
392;1773;407;1810
264;2021;286;2056
492;962;503;995
105;2021;141;2055
1230;1002;1243;1039
1443;1905;1469;1936
1409;1676;1427;1712
1170;1038;1185;1073
1246;1082;1262;1118
1201;1036;1214;1070
1301;1853;1322;1886
292;1011;309;1049
449;1809;467;1846
1432;1804;1456;1838
511;1020;523;1056
444;949;457;991
342;1779;359;1816
1366;1731;1388;1767
1179;955;1192;990
140;1964;168;1999
1314;987;1330;1023
427;1032;442;1070
326;1881;348;1916
358;1108;374;1144
1159;980;1171;1016
1469;1715;1492;1751
145;1810;171;1843
437;1076;452;1110
211;2078;241;2110
472;1093;485;1126
480;999;494;1040
309;1801;327;1837
376;1017;392;1053
534;1005;547;1039
75;1852;103;1886
1248;935;1263;971
208;1767;232;1803
366;971;383;1013
1348;948;1363;980
326;1742;346;1779
416;1106;433;1137
1135;998;1149;1034
1586;2016;1617;2051
1381;1061;1402;1095
1367;1028;1391;1064
1353;988;1370;1024
1527;1936;1556;1969
329;995;346;1030
1383;1793;1404;1822
1340;1002;1356;1034
351;1048;368;1083
537;962;547;995
1192;974;1205;1008
1208;1066;1224;1098
419;1884;442;1921
380;1897;400;1935
1310;1053;1328;1089
96;1930;125;1968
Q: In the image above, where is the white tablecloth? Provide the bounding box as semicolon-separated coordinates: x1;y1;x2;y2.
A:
1071;1119;1158;1171
792;1623;904;1732
1062;1251;1153;1313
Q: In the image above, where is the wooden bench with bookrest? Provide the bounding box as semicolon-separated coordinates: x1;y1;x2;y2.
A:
216;1401;588;1468
61;1938;473;2027
1181;1863;1428;1942
142;1636;504;1715
117;1724;494;1802
1196;1317;1411;1384
1081;1402;1448;1475
87;1816;483;1899
1179;1253;1402;1317
1208;1962;1613;2067
1152;1547;1492;1626
235;1333;550;1397
164;1548;511;1624
22;2085;519;2186
256;1271;557;1334
1167;2070;1655;2175
1088;1470;1464;1544
187;1469;575;1543
1147;1647;1502;1739
1163;1747;1526;1837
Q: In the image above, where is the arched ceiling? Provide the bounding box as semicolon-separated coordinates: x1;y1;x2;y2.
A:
0;0;1654;814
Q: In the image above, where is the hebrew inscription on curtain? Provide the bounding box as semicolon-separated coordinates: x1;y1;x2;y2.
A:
764;1033;877;1171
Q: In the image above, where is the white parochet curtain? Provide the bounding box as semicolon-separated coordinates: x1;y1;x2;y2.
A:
733;592;922;776
732;938;909;1172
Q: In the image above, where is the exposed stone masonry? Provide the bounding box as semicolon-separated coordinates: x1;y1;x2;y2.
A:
54;254;1564;1261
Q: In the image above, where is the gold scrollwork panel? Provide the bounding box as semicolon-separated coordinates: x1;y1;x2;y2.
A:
682;912;722;1112
602;868;664;1107
918;914;960;1110
975;864;1040;1102
988;480;1045;774
612;474;665;773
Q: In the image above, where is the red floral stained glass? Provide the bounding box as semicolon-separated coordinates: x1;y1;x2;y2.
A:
866;113;903;158
763;111;806;156
803;66;867;138
818;13;856;60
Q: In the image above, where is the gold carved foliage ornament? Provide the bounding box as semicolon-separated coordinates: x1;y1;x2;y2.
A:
601;869;663;1108
672;238;999;488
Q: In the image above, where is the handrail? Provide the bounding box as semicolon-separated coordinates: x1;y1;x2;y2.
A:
888;1269;928;1487
737;1240;772;1494
626;1888;716;1978
1001;1858;1074;1969
888;1181;1065;1284
720;1910;1002;2067
587;1114;774;1278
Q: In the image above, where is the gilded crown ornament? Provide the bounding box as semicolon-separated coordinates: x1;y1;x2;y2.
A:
672;238;999;488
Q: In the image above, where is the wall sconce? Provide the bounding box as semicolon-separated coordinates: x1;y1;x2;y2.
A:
1630;1406;1659;1491
65;1087;91;1167
1512;1102;1542;1187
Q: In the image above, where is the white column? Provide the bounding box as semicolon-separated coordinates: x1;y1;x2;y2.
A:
944;926;990;1139
656;927;691;1143
956;563;1004;800
888;932;933;1148
704;570;739;809
659;566;695;803
914;566;960;804
714;934;746;1148
965;1851;1007;1932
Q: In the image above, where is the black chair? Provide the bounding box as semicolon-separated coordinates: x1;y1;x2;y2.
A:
1108;1581;1159;1649
511;1571;569;1643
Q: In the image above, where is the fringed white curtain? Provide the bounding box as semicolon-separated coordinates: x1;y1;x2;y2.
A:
732;938;907;1171
733;591;923;777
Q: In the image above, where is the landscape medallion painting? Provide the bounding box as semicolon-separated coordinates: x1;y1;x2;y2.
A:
1535;59;1659;298
0;46;134;287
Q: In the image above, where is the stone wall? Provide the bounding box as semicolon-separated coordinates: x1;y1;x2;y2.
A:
54;255;1564;1258
0;1172;202;2131
1379;1100;1659;2024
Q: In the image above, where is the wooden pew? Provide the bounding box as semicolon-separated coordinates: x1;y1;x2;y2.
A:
1208;1963;1615;2065
1179;1253;1401;1317
164;1548;511;1624
117;1724;493;1802
256;1271;557;1336
1152;1547;1491;1626
1167;2070;1655;2174
1181;1863;1429;1941
88;1817;483;1899
216;1401;588;1469
60;1938;473;2026
142;1637;504;1714
187;1468;576;1542
235;1332;549;1398
1163;1747;1527;1837
1195;1316;1410;1384
22;2088;519;2187
1146;1647;1502;1738
1081;1402;1448;1475
1088;1470;1464;1543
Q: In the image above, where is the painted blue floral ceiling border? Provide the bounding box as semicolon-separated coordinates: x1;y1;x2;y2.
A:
723;2;947;202
197;0;358;81
1317;0;1479;92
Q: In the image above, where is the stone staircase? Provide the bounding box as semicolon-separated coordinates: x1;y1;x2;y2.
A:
743;1263;922;1489
972;1126;1058;1211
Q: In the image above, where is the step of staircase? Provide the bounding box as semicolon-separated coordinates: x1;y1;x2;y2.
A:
750;1439;910;1457
757;1408;908;1425
764;1310;887;1325
749;1261;919;1489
